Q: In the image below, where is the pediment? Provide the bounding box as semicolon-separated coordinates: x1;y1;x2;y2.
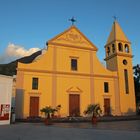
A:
48;26;97;51
66;86;83;93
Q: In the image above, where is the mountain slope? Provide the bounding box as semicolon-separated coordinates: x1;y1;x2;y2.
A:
0;50;41;76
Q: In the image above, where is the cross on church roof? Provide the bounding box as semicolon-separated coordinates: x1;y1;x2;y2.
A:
113;16;118;21
69;17;76;25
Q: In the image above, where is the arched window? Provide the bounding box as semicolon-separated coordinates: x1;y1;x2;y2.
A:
125;44;129;53
118;43;123;52
107;47;110;56
112;44;115;53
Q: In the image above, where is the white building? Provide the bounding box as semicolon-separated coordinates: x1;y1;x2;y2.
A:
0;75;13;125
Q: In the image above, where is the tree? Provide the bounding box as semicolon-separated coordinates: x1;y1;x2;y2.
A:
133;64;140;103
84;104;102;124
40;105;61;125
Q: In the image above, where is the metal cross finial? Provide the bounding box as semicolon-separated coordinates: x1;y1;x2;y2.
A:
69;17;76;25
113;15;118;21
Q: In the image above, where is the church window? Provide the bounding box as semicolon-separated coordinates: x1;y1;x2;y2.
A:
123;59;127;65
71;59;77;71
32;77;38;90
112;44;115;53
125;44;129;53
124;69;129;94
104;82;109;93
107;47;110;56
118;43;123;52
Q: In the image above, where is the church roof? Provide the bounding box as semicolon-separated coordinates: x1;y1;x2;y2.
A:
48;25;98;51
106;21;130;45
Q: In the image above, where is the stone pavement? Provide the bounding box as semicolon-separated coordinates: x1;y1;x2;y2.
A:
0;121;140;140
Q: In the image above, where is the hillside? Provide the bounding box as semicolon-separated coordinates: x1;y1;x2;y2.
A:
0;50;41;76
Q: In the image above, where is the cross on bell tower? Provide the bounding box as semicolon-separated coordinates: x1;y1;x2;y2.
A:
113;15;118;21
69;17;76;25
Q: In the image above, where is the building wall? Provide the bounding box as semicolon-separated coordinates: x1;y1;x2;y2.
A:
105;41;136;115
117;56;136;114
16;45;118;118
94;77;117;115
16;71;118;118
0;75;13;125
16;25;135;118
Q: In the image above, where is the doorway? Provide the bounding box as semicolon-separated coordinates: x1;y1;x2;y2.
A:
104;98;111;116
69;94;80;117
30;97;39;117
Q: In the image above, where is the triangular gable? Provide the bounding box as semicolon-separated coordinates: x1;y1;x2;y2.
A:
66;86;83;93
48;25;97;51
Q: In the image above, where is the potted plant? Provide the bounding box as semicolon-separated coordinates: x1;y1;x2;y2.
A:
40;106;57;125
84;104;102;124
40;105;61;125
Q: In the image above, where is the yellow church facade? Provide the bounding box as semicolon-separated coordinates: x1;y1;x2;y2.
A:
16;21;136;119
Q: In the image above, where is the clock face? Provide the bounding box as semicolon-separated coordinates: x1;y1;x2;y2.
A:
123;59;127;65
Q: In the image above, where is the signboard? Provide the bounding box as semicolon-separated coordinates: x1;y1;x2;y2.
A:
0;104;10;121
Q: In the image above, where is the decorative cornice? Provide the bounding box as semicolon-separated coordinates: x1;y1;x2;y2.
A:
104;53;133;61
49;42;97;51
102;94;112;97
17;68;118;79
28;92;42;95
69;56;79;59
66;86;83;93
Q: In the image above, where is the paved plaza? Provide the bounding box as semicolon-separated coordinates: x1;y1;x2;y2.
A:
0;120;140;140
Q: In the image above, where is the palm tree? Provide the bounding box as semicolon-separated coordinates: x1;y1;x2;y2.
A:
84;104;102;124
40;106;57;119
40;105;61;125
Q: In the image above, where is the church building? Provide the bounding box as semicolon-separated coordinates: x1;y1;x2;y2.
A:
16;21;136;119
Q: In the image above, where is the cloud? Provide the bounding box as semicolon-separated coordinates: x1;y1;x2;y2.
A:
0;43;40;64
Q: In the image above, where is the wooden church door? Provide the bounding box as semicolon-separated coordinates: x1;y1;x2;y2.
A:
69;94;80;117
104;98;110;116
30;97;39;117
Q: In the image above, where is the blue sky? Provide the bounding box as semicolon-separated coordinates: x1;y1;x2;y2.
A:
0;0;140;65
